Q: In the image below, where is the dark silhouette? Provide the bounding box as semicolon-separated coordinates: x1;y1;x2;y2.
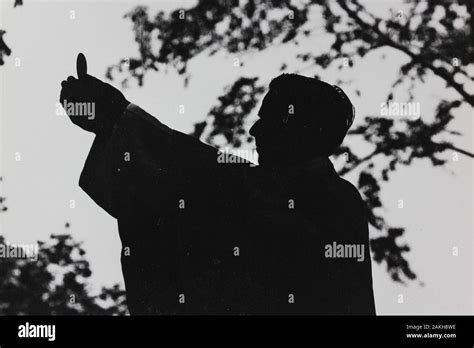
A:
0;232;128;315
110;1;472;285
60;55;375;315
246;74;375;314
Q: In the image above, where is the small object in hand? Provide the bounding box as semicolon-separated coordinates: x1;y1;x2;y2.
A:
76;53;87;79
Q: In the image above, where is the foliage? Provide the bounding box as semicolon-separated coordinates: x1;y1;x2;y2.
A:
0;225;128;315
107;0;473;283
0;0;23;65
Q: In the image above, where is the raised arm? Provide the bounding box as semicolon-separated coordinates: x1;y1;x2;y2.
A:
59;56;220;219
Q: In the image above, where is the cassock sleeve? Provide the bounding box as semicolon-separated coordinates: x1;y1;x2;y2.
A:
77;103;253;314
78;103;221;220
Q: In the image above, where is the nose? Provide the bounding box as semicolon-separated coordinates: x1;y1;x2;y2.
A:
249;119;261;137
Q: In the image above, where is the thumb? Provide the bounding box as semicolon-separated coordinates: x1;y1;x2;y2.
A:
76;53;87;79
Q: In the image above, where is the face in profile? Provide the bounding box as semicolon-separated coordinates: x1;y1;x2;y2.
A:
249;88;290;167
249;74;354;168
249;85;320;167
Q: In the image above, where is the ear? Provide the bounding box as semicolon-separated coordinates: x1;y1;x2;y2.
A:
76;53;87;79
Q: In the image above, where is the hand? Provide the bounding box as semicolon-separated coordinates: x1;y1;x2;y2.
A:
59;54;129;134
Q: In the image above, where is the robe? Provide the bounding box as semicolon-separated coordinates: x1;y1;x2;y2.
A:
78;103;375;315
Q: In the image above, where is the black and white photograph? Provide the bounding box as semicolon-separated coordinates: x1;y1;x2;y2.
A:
0;0;472;344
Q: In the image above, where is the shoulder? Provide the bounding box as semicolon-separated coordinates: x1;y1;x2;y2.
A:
333;176;366;215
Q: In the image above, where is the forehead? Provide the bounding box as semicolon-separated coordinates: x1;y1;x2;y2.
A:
258;87;284;117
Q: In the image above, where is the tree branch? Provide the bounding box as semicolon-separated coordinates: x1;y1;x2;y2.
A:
338;149;380;176
336;0;474;106
442;143;474;158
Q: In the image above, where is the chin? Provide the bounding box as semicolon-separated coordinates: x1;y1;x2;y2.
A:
256;153;265;166
256;153;273;167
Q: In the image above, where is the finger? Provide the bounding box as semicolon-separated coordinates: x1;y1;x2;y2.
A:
67;75;78;84
59;86;73;104
67;75;87;99
60;81;72;97
76;53;87;79
66;76;80;92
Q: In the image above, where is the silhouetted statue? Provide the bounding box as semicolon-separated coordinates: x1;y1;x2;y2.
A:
60;54;375;315
245;74;375;314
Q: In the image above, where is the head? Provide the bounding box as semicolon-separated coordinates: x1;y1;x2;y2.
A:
249;74;355;167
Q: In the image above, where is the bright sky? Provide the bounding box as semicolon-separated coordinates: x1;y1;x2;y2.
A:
0;0;472;314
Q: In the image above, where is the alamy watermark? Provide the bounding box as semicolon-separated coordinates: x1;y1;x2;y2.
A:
217;147;258;166
18;322;55;341
380;101;421;120
0;242;39;261
56;100;95;119
324;241;365;262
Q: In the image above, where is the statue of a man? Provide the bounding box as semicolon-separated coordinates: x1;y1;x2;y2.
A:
59;56;375;315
